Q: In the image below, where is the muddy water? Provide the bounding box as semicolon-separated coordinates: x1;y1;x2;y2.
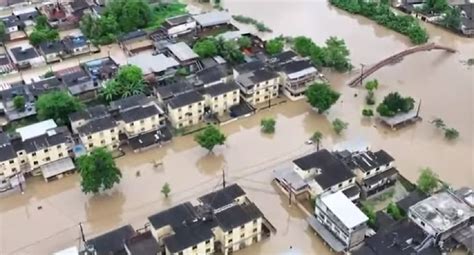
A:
1;0;473;254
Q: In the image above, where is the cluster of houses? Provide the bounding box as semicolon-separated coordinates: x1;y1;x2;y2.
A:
55;184;274;255
397;0;474;36
274;147;474;254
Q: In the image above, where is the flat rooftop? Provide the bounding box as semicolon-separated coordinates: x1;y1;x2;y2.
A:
410;190;474;233
320;191;368;229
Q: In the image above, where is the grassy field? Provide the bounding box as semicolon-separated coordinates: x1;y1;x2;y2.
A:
148;2;188;30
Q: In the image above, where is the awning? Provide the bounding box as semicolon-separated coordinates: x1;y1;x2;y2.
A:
41;157;75;180
273;168;308;192
306;216;345;253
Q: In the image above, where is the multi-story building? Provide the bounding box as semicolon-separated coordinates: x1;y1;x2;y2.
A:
202;81;240;116
148;184;270;255
56;66;97;101
236;69;279;107
71;105;119;152
167;90;205;129
335;149;399;198
0;133;21;191
409;188;474;248
291;149;360;201
310;191;368;252
163;14;197;37
278;59;321;101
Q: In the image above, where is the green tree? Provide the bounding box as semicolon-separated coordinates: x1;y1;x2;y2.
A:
78;148;122;194
101;80;120;102
35;15;49;29
265;38;284;55
113;65;146;98
323;36;352;72
431;118;446;129
36;91;83;125
194;125;226;152
0;22;5;42
293;36;316;57
13;95;25;112
376;92;415;117
106;0;152;32
387;202;403;220
444;128;459;140
366;91;376;105
361;203;376;227
362;108;374;117
305;83;340;113
311;131;323;151
365;79;379;91
423;0;448;14
44;70;55;78
219;40;245;64
417;167;439;194
332;118;349;135
161;182;171;198
442;7;462;30
260;118;276;134
193;39;218;58
237;36;252;49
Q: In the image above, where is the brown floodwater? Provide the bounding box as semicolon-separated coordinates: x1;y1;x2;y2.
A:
1;0;473;254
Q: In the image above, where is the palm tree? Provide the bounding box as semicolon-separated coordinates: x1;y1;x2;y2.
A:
122;81;144;98
311;131;323;151
101;80;119;102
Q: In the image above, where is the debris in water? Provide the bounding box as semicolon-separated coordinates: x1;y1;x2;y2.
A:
37;206;42;210
136;171;141;177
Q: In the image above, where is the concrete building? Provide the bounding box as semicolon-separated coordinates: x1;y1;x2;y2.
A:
62;34;91;57
70;105;119;152
128;53;179;79
165;42;199;68
37;40;65;63
278;60;321;101
0;133;21;191
163;14;197;37
235;68;279;107
309;191;368;252
56;66;97;101
8;45;45;69
193;11;231;30
335;149;398;198
166;90;205;129
409;189;474;247
202;81;240;116
291;149;360;200
148;184;270;255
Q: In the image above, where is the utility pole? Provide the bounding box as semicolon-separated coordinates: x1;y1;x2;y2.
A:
268;88;271;109
17;173;23;194
416;99;422;118
359;63;365;86
79;222;86;244
222;168;226;189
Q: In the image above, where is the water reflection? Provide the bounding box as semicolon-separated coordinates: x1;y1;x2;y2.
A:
196;153;226;175
84;190;125;232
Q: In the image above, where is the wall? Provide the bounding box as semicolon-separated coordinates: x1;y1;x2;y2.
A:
204;89;240;116
166;238;214;255
167;21;197;37
26;142;69;170
239;77;280;106
221;217;263;255
120;114;165;138
0;157;20;178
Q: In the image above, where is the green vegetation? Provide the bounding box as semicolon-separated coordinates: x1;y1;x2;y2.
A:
376;92;415;117
361;203;376;228
292;36;352;72
417;167;439;194
260;118;276;134
78;148;122;194
100;65;145;101
430;118;460;140
422;0;449;14
232;15;272;32
13;96;25;112
329;0;428;44
365;79;379;105
468;58;474;66
36;91;83;125
176;67;189;76
311;131;323;151
387;202;404;220
265;38;284;55
29;15;59;46
195;125;226;152
161;182;171;198
192;37;244;64
332;118;349;135
80;0;185;45
362;108;374;117
44;70;55;78
441;7;462;31
305;82;341;113
237;36;252;49
0;22;5;42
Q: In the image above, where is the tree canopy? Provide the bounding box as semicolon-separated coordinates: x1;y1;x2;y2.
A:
265;38;284;55
442;7;462;31
100;65;145;101
0;22;6;42
311;131;323;150
237;36;252;49
417;167;439;194
261;118;276;133
78;148;122;194
423;0;449;14
376;92;415;117
365;79;379;91
36;91;83;125
195;125;226;152
387;202;404;220
29;15;59;46
362;203;376;227
332;118;348;135
161;182;171;198
305;83;340;113
13;96;25;112
193;38;219;58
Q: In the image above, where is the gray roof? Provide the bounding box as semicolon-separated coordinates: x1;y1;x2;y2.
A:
109;94;150;112
23;130;69;153
118;29;147;42
165;14;193;26
10;46;39;62
38;41;65;55
120;105;162;123
125;231;162;255
69;105;108;122
156;81;195;100
204;81;239;97
280;60;315;74
214;203;262;231
198;184;246;210
196;64;229;85
87;225;135;255
166;42;198;62
168;90;204;109
62;35;88;51
236;69;278;88
128;53;179;75
0;143;16;162
234;60;265;73
77;116;116;135
148;202;198;230
193;11;231;27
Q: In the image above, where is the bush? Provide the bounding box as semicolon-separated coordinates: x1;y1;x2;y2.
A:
361;203;376;228
232;15;272;32
332;118;348;135
387;202;404;220
444;128;459;140
417;167;439;194
376;92;415;117
265;38;284;55
362;108;374;117
306;83;340;113
261;118;276;134
366;91;376;105
13;95;25;112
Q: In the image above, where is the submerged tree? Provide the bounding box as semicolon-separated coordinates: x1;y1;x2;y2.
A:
13;95;25;112
305;83;340;113
260;118;276;134
311;131;323;151
36;91;83;125
332;118;349;135
161;182;171;198
78;148;122;194
195;125;226;152
444;128;459;140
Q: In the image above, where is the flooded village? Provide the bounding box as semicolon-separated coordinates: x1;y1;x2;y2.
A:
0;0;473;254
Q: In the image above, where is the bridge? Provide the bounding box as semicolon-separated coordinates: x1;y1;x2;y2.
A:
348;43;456;87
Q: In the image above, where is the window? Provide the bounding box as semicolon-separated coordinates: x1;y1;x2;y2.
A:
101;140;105;144
58;153;63;158
253;228;258;233
11;168;17;173
241;233;245;238
205;240;210;244
112;144;118;148
206;248;211;253
188;120;193;125
198;102;202;106
256;91;260;95
265;88;269;92
33;161;38;165
140;120;145;124
18;151;23;156
214;105;218;109
228;230;233;234
87;135;92;140
32;152;36;157
88;143;93;148
228;239;233;243
420;221;425;226
256;98;260;102
130;122;135;127
192;245;197;250
376;167;380;171
178;116;182;120
45;157;51;161
223;94;227;98
233;91;237;94
179;123;183;128
338;183;342;187
21;160;25;164
214;97;218;101
151;116;155;120
9;160;14;164
188;105;192;109
112;137;116;141
44;148;49;153
178;108;182;112
57;145;61;149
253;219;258;225
349;179;353;183
233;98;237;102
141;127;145;132
110;129;115;133
178;252;183;255
240;225;245;230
